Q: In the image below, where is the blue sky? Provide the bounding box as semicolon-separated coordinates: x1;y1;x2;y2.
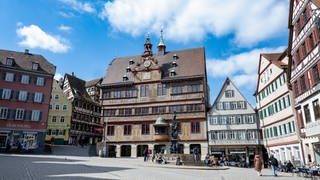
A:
0;0;289;106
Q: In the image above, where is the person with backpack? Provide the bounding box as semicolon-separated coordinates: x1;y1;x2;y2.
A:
268;155;279;176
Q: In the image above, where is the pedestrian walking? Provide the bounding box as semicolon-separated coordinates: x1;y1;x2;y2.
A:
268;155;279;176
254;155;263;176
143;148;148;162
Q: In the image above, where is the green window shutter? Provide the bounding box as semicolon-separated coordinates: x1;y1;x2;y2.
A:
279;125;282;135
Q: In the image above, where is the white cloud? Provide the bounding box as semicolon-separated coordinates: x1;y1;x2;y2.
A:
59;25;72;32
54;73;64;81
16;22;23;27
16;25;70;53
206;46;286;89
59;11;76;18
99;0;288;46
60;0;96;14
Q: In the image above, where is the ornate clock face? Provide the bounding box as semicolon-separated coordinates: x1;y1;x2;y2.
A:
144;60;151;67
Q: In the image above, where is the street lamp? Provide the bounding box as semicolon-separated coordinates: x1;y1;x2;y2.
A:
102;121;107;157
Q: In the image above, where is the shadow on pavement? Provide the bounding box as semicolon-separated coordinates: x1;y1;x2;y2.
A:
0;155;131;180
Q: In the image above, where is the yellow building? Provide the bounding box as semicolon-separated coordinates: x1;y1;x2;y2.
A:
45;80;72;144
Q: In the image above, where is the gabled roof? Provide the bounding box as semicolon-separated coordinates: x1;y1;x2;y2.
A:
102;47;206;85
65;73;95;103
85;78;102;87
312;0;320;8
255;50;288;94
261;51;287;69
0;49;56;75
211;77;255;111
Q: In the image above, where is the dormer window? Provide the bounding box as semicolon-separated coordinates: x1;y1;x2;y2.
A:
126;66;131;72
173;54;178;60
32;63;39;70
123;74;129;81
6;58;14;66
170;69;176;76
129;59;134;65
172;61;177;67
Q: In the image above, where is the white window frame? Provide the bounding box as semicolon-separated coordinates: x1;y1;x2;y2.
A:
220;116;227;124
6;58;13;66
2;89;11;99
60;116;65;122
52;116;57;123
62;104;68;111
55;104;60;110
0;107;9;119
230;116;236;124
18;91;28;101
34;92;43;103
15;108;25;120
21;75;30;84
31;110;40;121
210;116;218;125
36;77;44;86
54;94;59;100
5;72;14;82
32;63;39;70
247;115;255;123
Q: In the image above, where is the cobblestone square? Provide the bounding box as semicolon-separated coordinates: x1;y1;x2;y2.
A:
0;153;306;180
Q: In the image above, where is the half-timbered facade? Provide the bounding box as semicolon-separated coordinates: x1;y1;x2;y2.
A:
62;73;103;145
209;78;262;167
101;33;209;158
288;0;320;164
255;52;303;165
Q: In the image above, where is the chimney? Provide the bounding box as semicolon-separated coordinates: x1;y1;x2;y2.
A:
71;72;75;76
24;49;29;54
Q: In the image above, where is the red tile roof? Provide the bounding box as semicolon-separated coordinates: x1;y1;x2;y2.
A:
102;47;206;85
0;49;56;75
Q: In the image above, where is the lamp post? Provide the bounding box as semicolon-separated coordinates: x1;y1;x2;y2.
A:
102;121;107;157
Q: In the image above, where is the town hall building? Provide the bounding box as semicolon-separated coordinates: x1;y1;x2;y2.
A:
101;31;209;159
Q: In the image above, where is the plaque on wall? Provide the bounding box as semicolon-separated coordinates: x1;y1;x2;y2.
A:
143;72;151;79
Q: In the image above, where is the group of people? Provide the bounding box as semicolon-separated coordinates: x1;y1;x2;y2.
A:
143;148;167;164
153;153;167;164
254;154;296;177
254;154;278;176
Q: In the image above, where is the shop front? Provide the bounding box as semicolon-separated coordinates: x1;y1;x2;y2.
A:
0;130;44;152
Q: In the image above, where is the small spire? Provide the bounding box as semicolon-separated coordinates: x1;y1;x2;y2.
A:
157;28;166;55
143;32;152;56
158;28;165;46
145;32;151;44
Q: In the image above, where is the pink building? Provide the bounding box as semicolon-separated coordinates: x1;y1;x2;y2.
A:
0;49;55;152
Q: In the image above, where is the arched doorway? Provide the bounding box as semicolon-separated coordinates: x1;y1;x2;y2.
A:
190;144;201;154
154;144;166;154
178;144;184;154
137;145;148;157
107;145;116;157
121;145;131;157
